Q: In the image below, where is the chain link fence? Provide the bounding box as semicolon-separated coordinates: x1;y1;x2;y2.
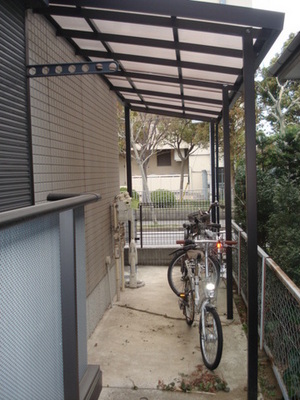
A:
232;222;300;400
130;189;223;247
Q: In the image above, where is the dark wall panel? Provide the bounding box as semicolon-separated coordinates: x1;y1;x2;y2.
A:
0;0;33;211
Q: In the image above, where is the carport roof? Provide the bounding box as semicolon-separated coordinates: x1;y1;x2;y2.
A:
34;0;284;122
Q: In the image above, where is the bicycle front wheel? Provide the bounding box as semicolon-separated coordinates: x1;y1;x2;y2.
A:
199;306;223;370
168;250;188;296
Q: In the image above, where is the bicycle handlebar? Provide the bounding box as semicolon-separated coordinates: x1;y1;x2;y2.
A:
224;240;238;246
176;238;238;246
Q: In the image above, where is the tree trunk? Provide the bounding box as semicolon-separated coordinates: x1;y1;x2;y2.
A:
179;158;186;199
131;137;156;222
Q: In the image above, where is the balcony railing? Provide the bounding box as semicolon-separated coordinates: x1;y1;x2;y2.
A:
232;222;300;400
0;193;101;400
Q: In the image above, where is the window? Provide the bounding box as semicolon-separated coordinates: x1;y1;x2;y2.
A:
218;167;225;186
157;150;171;166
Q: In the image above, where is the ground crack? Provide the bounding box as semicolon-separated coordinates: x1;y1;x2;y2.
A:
115;303;185;320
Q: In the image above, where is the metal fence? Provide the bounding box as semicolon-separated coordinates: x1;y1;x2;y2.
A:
132;189;221;247
232;222;300;400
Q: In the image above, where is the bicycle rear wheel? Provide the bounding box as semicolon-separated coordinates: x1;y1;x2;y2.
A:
168;250;189;296
182;278;194;326
199;306;223;370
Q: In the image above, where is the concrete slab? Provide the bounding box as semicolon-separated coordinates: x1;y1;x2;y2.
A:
88;266;248;399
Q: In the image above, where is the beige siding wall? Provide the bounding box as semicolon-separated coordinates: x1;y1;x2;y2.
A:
26;11;119;334
120;150;188;189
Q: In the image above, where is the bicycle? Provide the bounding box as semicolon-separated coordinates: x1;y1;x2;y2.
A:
168;234;237;370
168;237;223;369
183;201;222;241
168;239;220;298
182;201;230;279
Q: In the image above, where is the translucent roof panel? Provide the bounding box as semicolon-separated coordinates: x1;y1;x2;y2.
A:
37;0;284;122
179;29;243;50
108;43;176;61
180;51;243;69
93;20;174;41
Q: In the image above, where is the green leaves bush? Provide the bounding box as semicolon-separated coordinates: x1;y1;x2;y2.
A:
150;189;176;208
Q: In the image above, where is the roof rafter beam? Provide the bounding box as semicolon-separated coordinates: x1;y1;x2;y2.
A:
130;105;215;122
114;70;235;91
129;99;220;116
171;16;185;111
35;7;261;38
47;0;284;31
78;50;241;75
112;86;222;105
57;29;243;58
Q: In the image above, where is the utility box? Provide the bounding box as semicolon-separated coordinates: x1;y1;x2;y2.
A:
115;192;132;222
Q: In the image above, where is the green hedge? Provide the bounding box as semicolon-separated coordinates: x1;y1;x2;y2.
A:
150;189;176;208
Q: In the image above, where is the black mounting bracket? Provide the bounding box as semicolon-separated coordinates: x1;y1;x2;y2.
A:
27;61;118;78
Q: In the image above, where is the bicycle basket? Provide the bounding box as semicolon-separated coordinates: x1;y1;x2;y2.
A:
187;210;210;225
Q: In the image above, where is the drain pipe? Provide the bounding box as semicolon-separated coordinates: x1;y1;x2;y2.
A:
127;208;144;289
129;209;138;288
113;202;121;301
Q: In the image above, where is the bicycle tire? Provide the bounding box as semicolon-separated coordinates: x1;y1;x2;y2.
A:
199;306;223;370
168;251;220;297
167;250;189;296
183;278;195;326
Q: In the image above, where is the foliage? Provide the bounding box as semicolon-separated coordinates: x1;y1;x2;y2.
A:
283;351;300;399
256;34;300;135
157;365;229;393
161;118;210;193
150;189;176;208
117;103;170;202
234;162;246;230
233;32;300;286
228;96;246;180
266;177;300;285
163;118;209;150
234;126;300;285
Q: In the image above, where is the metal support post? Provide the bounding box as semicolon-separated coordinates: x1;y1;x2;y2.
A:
125;106;132;242
222;86;233;320
243;28;258;400
215;124;220;224
210;122;216;223
59;209;80;400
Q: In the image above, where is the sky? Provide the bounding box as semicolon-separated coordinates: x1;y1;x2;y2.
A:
252;0;299;67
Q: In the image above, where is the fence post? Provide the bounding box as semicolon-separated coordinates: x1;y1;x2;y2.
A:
260;256;266;350
238;230;242;295
140;204;143;249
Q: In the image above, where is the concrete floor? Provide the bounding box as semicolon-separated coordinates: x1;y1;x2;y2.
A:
88;266;249;399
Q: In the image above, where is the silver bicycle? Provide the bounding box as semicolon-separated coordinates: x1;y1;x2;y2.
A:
168;238;223;370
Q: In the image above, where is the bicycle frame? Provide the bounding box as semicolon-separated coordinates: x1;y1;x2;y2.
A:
186;240;219;312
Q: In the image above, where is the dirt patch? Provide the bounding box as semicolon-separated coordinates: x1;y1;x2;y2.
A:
232;283;283;399
157;364;229;394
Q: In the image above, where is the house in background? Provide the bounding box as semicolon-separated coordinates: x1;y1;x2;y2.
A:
120;144;224;200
